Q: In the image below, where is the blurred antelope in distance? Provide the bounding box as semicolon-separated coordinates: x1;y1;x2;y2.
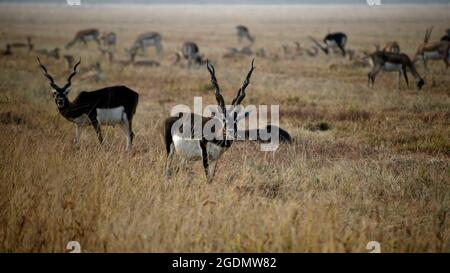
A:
36;47;60;60
368;51;424;90
172;42;206;68
236;25;255;45
129;32;163;55
414;27;450;71
10;36;33;52
309;32;348;56
37;58;139;151
163;59;255;183
65;28;101;49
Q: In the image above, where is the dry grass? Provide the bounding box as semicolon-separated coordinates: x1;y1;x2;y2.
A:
0;4;449;252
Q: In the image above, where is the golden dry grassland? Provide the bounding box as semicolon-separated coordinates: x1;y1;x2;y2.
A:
0;4;449;252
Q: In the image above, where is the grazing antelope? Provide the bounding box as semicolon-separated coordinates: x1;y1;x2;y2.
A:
10;37;33;52
414;27;450;71
37;57;139;150
65;28;100;49
164;59;255;182
309;32;348;56
130;32;162;55
368;51;424;90
236;25;255;44
173;42;206;68
100;32;117;48
441;28;450;42
36;47;60;60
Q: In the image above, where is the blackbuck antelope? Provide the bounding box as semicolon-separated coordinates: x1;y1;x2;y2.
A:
441;28;450;42
130;32;162;55
414;27;450;70
65;28;101;49
164;59;255;183
309;32;347;56
173;42;206;68
37;57;139;150
10;36;33;52
236;25;254;44
368;51;424;90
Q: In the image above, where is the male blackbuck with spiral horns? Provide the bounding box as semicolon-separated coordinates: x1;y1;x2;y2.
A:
37;57;139;150
163;59;255;183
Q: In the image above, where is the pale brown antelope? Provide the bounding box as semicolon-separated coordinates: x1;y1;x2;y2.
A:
309;32;348;56
414;27;450;71
163;59;255;183
65;28;101;49
172;42;206;68
37;57;139;150
368;51;424;90
10;36;33;52
236;25;255;45
129;32;162;55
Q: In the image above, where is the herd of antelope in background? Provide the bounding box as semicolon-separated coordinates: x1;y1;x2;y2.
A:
2;25;449;182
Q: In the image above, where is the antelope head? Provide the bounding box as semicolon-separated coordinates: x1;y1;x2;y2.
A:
37;57;80;108
206;59;255;140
